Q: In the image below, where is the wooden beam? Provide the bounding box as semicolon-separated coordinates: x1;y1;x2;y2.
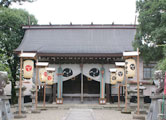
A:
19;57;23;115
52;83;57;103
106;84;110;103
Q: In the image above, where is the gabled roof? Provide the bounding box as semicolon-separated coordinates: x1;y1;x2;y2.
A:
15;24;136;57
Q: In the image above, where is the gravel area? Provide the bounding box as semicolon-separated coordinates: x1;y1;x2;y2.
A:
12;108;133;120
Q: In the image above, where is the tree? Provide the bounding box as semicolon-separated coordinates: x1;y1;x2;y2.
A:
0;7;37;104
133;0;166;63
0;0;34;7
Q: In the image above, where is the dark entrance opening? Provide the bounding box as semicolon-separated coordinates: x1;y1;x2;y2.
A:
63;74;100;103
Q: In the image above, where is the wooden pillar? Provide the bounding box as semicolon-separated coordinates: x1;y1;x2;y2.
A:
125;77;128;111
110;84;114;103
43;83;46;108
35;66;38;109
106;84;110;103
57;67;63;104
137;48;140;114
118;84;120;108
19;57;23;115
52;83;56;103
99;68;106;104
80;64;83;103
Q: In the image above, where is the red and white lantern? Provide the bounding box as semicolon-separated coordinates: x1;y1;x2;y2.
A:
39;68;47;83
23;60;34;79
46;73;54;85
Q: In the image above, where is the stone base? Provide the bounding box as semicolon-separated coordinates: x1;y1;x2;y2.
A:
40;108;47;111
31;109;41;113
116;107;122;111
121;108;132;114
134;109;147;115
99;98;106;105
56;98;63;104
14;114;26;119
52;102;57;105
14;110;27;114
133;114;146;120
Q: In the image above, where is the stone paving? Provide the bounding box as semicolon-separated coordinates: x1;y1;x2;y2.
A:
63;109;95;120
12;108;134;120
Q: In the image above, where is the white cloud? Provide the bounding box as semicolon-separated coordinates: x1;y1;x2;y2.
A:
11;0;137;25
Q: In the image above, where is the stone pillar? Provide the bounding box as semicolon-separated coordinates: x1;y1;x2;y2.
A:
30;85;40;113
147;94;166;120
121;84;132;114
133;83;147;120
0;71;13;120
138;84;147;114
14;85;26;118
0;96;13;120
15;86;27;114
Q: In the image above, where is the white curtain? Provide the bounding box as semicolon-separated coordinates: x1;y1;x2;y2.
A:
83;64;101;82
33;64;117;84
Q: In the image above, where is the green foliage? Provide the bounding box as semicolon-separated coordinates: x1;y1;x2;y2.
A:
0;7;37;104
155;47;166;71
133;0;166;63
0;0;34;7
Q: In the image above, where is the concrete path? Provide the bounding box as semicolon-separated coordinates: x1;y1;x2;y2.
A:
63;109;96;120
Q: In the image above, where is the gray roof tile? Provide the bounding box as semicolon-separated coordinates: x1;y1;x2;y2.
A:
15;25;136;55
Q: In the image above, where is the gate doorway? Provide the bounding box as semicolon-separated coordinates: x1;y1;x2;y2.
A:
63;74;100;103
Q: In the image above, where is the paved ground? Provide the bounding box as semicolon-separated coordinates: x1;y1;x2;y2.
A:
12;108;133;120
63;109;95;120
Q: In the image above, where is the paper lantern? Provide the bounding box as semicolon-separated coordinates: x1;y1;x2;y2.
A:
39;68;47;83
110;72;117;85
46;73;54;85
23;60;34;79
125;59;136;78
116;68;124;82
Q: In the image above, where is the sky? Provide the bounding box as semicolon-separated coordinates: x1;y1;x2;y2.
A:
11;0;137;25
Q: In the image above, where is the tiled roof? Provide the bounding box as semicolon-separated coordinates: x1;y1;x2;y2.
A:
15;24;136;56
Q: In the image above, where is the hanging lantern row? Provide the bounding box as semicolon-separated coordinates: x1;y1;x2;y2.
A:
109;58;137;85
23;60;56;85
